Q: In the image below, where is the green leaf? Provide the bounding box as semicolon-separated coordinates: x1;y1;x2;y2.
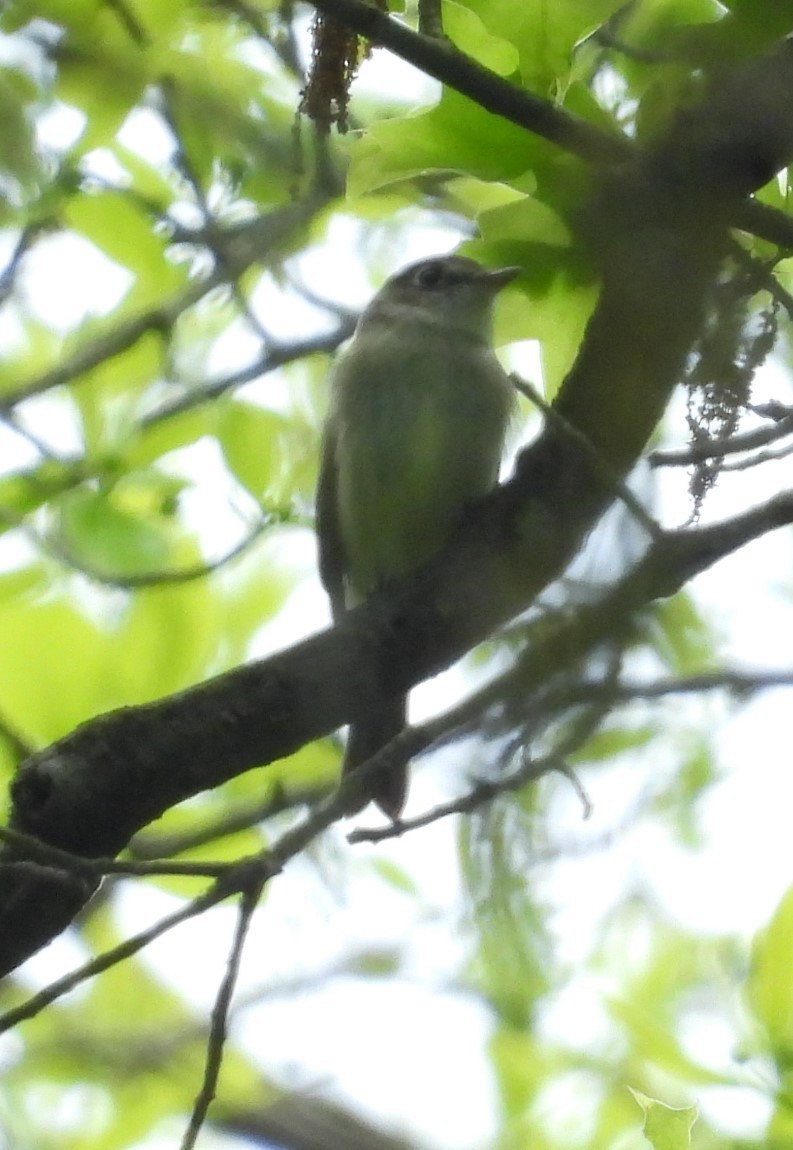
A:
0;67;41;198
126;407;213;469
64;192;184;307
461;0;628;91
572;722;656;764
444;2;519;74
0;317;61;398
0;564;49;603
110;143;177;211
477;242;598;396
630;1090;698;1150
112;568;223;701
0;591;114;741
54;5;150;151
71;331;165;458
0;458;89;528
489;1025;549;1123
370;857;420;896
55;487;171;577
348;86;541;197
644;593;715;677
478;195;573;248
217;399;295;503
610;996;729;1087
749;884;793;1056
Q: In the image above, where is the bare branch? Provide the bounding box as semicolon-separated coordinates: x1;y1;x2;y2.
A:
0;201;322;411
129;780;334;860
651;412;793;467
0;883;230;1034
140;321;355;429
181;885;262;1150
513;374;662;543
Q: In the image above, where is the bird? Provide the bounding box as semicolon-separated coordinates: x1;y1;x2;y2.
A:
316;254;518;818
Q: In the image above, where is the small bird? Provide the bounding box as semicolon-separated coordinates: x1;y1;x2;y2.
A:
316;254;517;818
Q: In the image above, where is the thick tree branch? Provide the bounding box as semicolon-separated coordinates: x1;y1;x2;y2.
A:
215;1095;420;1150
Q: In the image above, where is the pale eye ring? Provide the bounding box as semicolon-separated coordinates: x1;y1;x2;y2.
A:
414;262;446;289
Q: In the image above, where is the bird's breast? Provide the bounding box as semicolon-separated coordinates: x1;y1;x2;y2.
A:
331;325;512;598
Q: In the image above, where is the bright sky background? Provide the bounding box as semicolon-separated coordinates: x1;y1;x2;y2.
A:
5;23;793;1150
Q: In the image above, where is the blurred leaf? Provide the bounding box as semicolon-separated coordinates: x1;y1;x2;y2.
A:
478;195;573;248
348;86;541;197
630;1090;698;1150
370;857;420;896
572;721;656;764
217;399;295;503
0;67;41;200
460;804;551;1027
70;332;165;458
64;193;185;307
0;590;117;741
115;569;223;701
489;1025;551;1128
126;407;214;469
0;318;62;398
643;593;716;677
611;995;728;1086
54;486;172;577
443;3;519;74
749;885;793;1057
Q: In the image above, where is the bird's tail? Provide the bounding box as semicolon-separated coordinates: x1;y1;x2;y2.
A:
342;694;408;819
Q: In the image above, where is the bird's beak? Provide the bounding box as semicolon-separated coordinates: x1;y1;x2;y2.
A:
482;265;521;292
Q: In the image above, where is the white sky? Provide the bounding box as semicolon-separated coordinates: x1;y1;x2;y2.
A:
4;21;793;1150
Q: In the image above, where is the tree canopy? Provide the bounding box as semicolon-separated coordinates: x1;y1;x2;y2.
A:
1;1;793;1148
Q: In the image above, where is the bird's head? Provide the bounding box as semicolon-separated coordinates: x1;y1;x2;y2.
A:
362;255;519;342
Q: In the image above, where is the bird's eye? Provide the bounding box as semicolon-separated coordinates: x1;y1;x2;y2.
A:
414;262;446;290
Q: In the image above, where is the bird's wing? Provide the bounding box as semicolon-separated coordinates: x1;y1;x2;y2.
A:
316;422;347;620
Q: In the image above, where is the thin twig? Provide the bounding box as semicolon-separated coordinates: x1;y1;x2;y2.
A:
104;0;149;44
181;883;262;1150
130;780;334;859
0;826;239;879
0;503;281;589
1;202;321;411
0;885;230;1034
0;760;384;1027
347;751;588;844
0;274;217;410
140;322;355;429
158;78;275;346
721;437;793;471
569;667;793;702
513;375;663;541
650;413;793;466
0;223;53;307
